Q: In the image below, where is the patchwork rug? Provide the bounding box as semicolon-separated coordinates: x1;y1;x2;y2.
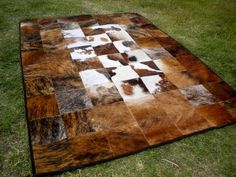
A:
20;13;236;176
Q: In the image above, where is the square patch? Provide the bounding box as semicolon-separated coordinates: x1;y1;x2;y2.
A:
113;40;138;53
62;28;85;38
65;37;90;48
122;49;152;63
86;33;112;47
98;53;128;68
114;78;150;101
130;61;162;77
79;68;111;88
86;82;123;106
93;43;119;55
180;85;217;107
56;88;93;113
141;74;177;94
70;46;96;60
107;65;139;82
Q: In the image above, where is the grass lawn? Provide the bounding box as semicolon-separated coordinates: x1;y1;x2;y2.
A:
0;0;236;176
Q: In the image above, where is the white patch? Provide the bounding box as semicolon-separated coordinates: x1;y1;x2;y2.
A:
141;75;163;94
79;69;111;88
70;46;96;60
86;33;112;47
126;49;152;63
98;55;124;68
62;27;85;38
113;40;137;53
66;37;90;48
114;80;150;101
110;65;139;82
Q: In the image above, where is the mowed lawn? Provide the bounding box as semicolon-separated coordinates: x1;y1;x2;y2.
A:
0;0;236;176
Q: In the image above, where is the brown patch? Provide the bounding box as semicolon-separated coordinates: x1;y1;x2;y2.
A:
74;57;103;71
121;52;142;63
30;116;66;145
100;37;109;42
203;81;236;101
52;75;84;92
21;50;46;66
93;15;113;25
82;27;105;36
121;83;133;95
134;69;158;77
20;23;42;51
105;124;149;155
127;28;152;39
126;97;182;145
130;16;152;25
93;43;119;55
146;29;168;38
172;52;222;83
157;73;178;92
27;94;60;121
44;49;72;61
87;102;136;131
196;104;236;127
142;61;159;70
63;110;95;138
220;98;236;118
78;19;98;28
23;59;77;79
131;61;160;77
25;77;54;98
154;90;212;135
71;15;93;22
107;53;129;65
165;71;199;89
40;29;66;50
135;37;162;48
38;18;59;30
32;139;74;175
123;78;149;93
112;17;133;25
69;132;113;165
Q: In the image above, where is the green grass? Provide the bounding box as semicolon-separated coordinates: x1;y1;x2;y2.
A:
0;0;236;176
